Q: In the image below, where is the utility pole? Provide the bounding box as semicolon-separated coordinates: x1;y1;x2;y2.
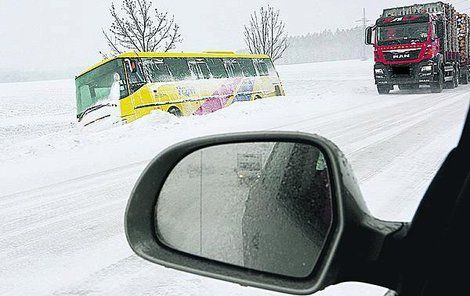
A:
356;8;371;60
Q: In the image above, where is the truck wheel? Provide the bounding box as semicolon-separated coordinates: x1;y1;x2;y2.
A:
377;85;391;95
431;70;444;93
431;83;443;93
460;72;469;85
445;78;456;89
445;70;458;89
462;74;469;85
454;71;459;88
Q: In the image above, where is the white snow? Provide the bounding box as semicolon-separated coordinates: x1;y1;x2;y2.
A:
0;59;468;296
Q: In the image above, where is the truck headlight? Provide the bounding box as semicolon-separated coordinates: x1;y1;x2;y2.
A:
375;68;384;74
421;65;432;72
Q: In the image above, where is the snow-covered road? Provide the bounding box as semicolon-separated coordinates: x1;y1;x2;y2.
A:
0;60;468;296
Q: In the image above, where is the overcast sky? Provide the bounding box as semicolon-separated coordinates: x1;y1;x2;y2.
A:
1;0;469;72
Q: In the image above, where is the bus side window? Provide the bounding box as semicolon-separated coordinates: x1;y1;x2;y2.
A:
224;59;243;78
188;61;201;80
254;59;270;76
263;58;278;77
198;60;212;79
206;58;228;79
238;58;257;77
188;59;212;80
224;60;235;77
142;58;173;82
167;58;191;81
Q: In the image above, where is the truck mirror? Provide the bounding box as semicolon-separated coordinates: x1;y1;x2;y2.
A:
436;22;444;38
365;26;374;45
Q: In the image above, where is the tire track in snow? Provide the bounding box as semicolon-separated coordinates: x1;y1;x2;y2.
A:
0;160;147;207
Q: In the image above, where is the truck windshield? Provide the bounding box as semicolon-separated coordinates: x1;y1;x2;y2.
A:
377;22;429;45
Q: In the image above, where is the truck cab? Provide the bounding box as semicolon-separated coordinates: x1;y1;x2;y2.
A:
366;2;468;94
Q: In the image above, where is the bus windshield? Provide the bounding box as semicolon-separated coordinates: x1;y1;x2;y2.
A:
377;22;429;45
75;60;127;115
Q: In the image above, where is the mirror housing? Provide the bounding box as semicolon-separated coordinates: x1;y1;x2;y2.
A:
365;26;375;45
125;132;407;295
124;58;138;73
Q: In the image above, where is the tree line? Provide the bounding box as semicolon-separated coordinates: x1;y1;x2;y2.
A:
277;27;372;65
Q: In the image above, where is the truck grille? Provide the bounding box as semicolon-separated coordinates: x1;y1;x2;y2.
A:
383;49;421;61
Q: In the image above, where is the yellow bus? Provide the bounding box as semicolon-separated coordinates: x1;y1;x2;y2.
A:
75;51;285;126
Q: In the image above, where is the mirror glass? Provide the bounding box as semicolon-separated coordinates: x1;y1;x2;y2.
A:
155;141;333;278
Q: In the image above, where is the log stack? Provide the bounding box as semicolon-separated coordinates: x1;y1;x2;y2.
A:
457;13;470;63
444;3;458;56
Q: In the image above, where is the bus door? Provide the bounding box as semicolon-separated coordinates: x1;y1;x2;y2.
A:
124;58;147;93
124;58;149;117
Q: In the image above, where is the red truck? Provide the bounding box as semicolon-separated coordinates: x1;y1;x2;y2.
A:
365;2;470;94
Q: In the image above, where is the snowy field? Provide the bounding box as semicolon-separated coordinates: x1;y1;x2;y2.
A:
0;60;469;296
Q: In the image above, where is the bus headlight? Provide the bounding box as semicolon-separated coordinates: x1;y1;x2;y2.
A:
421;65;432;72
375;68;384;75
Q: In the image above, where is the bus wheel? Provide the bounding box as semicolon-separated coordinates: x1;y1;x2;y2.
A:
254;95;262;101
168;107;182;117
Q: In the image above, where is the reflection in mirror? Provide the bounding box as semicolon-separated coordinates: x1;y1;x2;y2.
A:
156;142;333;278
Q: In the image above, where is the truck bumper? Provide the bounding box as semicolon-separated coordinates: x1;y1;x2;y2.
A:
374;60;438;86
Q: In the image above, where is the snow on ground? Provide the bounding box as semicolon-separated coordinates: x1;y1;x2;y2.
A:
0;59;468;296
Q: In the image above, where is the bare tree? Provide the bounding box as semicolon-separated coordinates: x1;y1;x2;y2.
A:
103;0;182;54
244;6;289;62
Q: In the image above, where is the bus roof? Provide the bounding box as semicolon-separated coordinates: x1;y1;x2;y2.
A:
77;51;271;78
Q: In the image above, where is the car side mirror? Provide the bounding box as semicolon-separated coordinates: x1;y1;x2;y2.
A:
125;132;407;295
